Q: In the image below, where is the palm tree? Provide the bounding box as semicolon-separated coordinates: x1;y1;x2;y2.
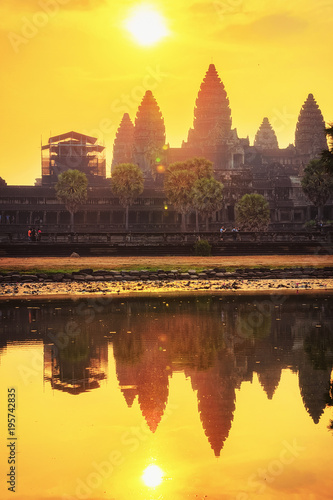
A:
321;124;333;174
55;169;88;232
301;159;333;220
164;169;197;231
191;177;224;231
235;193;270;231
111;163;144;230
164;157;214;231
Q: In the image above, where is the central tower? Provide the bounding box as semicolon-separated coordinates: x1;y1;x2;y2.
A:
185;64;232;149
133;90;166;181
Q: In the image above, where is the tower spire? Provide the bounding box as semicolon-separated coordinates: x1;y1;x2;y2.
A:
133;90;166;180
254;117;279;150
185;64;232;149
112;113;135;169
295;94;327;156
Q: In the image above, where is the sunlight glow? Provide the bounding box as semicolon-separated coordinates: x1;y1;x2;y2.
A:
125;6;169;46
142;464;164;487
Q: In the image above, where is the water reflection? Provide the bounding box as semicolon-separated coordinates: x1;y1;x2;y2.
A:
0;295;332;499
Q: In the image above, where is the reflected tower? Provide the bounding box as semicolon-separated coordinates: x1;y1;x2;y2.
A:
113;328;170;433
298;363;331;423
188;351;237;457
44;333;108;395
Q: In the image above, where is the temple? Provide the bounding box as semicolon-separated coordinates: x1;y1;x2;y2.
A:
111;64;329;185
0;63;331;232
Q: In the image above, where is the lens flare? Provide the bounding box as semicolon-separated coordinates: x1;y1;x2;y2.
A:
142;464;164;488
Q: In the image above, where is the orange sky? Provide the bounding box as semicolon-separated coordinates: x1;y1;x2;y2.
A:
0;0;332;186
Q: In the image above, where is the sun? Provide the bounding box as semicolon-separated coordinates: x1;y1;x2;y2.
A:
142;464;164;488
125;6;169;46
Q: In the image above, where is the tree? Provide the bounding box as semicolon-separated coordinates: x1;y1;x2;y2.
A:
55;169;88;232
164;157;214;231
321;124;333;174
191;177;224;230
111;163;144;230
167;157;213;178
301;159;333;220
164;169;197;231
235;193;270;231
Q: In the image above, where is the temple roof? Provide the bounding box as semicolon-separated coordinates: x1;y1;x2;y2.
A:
48;131;98;145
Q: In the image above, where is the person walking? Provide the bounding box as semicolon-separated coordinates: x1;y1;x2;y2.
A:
220;226;225;241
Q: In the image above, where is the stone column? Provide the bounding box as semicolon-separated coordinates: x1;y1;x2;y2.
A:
306;205;311;221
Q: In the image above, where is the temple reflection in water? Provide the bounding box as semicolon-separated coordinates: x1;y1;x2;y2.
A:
0;295;332;458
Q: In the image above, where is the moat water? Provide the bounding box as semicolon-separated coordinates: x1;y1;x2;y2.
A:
0;294;332;500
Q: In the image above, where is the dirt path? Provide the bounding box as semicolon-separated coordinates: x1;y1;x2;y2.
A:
0;255;332;271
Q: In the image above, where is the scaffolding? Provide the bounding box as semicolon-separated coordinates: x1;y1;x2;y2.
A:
41;131;106;183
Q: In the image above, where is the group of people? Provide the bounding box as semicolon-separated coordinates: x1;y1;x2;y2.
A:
1;215;16;224
220;226;240;240
28;227;42;242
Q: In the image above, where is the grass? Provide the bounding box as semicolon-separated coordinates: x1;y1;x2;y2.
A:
0;263;328;274
1;254;331;274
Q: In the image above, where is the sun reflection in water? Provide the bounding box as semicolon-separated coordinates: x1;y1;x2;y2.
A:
142;464;164;488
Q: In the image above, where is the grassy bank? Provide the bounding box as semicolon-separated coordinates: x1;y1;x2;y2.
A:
0;255;332;274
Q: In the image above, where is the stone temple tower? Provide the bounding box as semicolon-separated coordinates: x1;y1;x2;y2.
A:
112;113;134;169
254;117;279;150
295;93;327;157
133;90;166;181
185;63;232;150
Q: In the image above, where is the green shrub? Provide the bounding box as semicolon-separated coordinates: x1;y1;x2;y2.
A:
194;239;211;256
304;220;316;229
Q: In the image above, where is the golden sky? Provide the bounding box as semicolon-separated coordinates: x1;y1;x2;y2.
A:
0;0;332;185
